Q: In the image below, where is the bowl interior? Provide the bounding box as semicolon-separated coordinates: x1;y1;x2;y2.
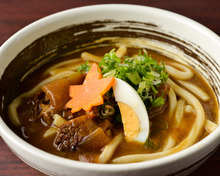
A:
0;4;220;175
1;18;220;124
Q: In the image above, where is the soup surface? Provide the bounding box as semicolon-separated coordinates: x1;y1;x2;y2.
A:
8;46;219;163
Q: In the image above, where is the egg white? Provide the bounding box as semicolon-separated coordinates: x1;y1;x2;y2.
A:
113;78;149;143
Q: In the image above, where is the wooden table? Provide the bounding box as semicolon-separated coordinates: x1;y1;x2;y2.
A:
0;0;220;175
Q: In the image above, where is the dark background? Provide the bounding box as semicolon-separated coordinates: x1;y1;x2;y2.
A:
0;0;220;175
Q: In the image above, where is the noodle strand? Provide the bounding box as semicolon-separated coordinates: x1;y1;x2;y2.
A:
43;58;82;76
81;52;102;63
205;120;218;133
168;88;177;118
165;63;194;80
175;99;186;125
115;45;127;59
98;133;123;163
112;78;205;163
177;80;210;102
162;136;176;151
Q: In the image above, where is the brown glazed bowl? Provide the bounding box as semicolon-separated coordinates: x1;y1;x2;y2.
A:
0;4;220;176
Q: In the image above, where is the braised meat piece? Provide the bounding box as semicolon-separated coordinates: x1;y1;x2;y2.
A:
30;78;71;125
38;104;55;125
95;118;113;138
55;115;98;151
148;98;168;118
62;109;87;120
17;97;40;122
41;78;70;110
18;91;53;124
157;83;170;98
79;127;111;151
55;115;114;151
35;91;60;125
148;83;170;118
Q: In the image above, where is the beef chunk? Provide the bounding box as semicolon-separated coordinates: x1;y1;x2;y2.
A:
95;118;113;138
148;83;170;118
157;83;170;98
148;98;168;118
55;115;97;151
38;104;55;125
62;109;74;120
17;97;39;122
34;91;60;125
30;78;71;125
18;91;51;123
79;127;111;151
55;115;115;151
41;78;70;110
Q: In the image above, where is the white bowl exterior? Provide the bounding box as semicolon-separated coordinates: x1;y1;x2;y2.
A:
0;4;220;176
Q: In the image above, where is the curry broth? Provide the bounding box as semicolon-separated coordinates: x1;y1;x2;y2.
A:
12;46;218;163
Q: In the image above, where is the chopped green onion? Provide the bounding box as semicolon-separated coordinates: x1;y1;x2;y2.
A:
98;49;169;109
145;130;163;150
77;61;90;72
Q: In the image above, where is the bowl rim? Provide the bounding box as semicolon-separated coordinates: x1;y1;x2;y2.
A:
0;3;220;173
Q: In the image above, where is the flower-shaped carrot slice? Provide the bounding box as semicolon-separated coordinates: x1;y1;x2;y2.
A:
66;63;115;113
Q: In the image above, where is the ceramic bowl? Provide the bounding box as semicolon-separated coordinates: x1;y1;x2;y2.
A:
0;4;220;176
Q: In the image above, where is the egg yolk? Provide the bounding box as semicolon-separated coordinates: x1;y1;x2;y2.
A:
118;102;140;141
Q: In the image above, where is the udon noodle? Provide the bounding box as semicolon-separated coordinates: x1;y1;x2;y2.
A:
7;45;219;164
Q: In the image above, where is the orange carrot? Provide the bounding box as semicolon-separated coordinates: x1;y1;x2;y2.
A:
83;63;102;84
66;63;115;114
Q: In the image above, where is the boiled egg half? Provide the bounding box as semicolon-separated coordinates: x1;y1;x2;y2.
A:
113;78;149;143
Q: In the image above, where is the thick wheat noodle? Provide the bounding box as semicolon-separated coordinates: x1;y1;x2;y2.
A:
43;58;82;76
177;80;210;102
43;127;57;138
7;71;75;126
48;62;90;75
112;78;205;163
162;136;176;151
205;120;218;133
115;45;127;58
81;46;127;64
175;99;186;125
81;52;102;63
98;133;123;163
43;114;67;138
185;105;194;113
165;63;194;80
49;67;76;75
52;114;67;128
168;88;177;118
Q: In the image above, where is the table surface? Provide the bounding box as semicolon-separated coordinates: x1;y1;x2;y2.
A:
0;0;220;175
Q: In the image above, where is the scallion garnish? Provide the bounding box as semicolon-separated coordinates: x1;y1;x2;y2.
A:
98;49;169;109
